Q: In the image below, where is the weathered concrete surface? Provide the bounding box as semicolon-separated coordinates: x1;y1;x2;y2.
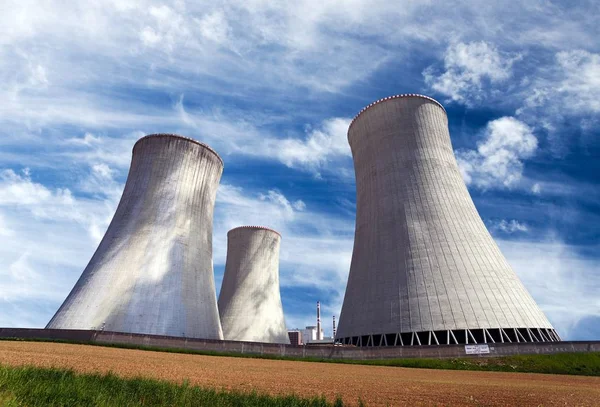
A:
218;227;289;344
1;329;598;360
46;134;224;340
337;95;556;343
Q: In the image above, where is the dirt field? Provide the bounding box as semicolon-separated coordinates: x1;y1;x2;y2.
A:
1;341;599;406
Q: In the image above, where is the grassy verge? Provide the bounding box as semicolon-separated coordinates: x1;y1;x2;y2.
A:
357;352;600;376
0;364;352;407
2;337;599;376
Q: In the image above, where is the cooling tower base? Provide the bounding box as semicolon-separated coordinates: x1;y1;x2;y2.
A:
338;327;561;347
2;328;595;361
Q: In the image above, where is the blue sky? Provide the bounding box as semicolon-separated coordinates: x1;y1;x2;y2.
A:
0;0;598;340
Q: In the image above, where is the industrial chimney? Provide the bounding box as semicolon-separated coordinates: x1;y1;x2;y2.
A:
316;301;322;341
47;134;224;340
218;226;289;344
336;95;559;346
333;315;336;341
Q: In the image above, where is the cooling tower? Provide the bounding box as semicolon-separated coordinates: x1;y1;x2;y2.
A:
47;134;224;340
218;226;290;344
336;95;559;347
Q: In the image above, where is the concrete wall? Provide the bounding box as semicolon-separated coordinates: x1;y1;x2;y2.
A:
218;227;289;344
1;328;598;360
46;134;224;340
337;94;555;342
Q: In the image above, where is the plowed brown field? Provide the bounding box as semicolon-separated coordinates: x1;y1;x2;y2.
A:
1;341;599;406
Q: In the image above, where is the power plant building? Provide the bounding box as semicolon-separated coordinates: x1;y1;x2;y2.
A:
218;226;290;344
47;134;224;340
336;95;559;346
302;326;323;344
287;330;303;346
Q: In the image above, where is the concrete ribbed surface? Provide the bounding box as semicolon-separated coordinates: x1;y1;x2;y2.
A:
47;135;224;340
338;96;554;340
218;227;289;344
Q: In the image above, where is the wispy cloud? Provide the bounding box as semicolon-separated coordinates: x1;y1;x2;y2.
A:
423;41;522;105
176;97;353;177
516;49;600;154
520;50;600;116
489;219;529;234
260;118;352;177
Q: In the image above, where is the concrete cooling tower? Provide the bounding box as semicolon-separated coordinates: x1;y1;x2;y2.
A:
47;134;224;340
336;95;559;347
218;226;290;344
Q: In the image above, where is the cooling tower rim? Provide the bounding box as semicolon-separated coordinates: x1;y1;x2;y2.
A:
134;133;224;166
228;225;282;237
348;94;446;132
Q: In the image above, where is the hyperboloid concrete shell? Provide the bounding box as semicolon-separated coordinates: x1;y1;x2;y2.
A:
218;226;290;344
47;134;224;340
336;95;559;347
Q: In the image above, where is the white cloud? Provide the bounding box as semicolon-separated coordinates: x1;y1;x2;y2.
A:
261;117;352;177
520;50;600;116
175;96;353;177
457;117;537;189
422;43;598;157
522;176;600;203
142;5;193;52
0;0;597;109
62;131;144;169
140;27;161;46
516;50;600;154
292;200;306;211
258;190;300;218
197;11;231;45
214;184;351;249
0;229;97;313
0;214;14;237
554;50;600;114
91;163;113;179
66;132;102;146
0;1;596;175
490;219;529;234
424;41;521;104
0;169;73;207
0;0;390;104
0;165;119;243
215;185;297;234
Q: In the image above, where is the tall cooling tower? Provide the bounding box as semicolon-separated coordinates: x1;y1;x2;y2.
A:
336;95;559;347
47;134;224;340
218;226;290;344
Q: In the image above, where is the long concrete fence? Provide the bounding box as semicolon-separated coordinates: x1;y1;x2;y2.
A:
1;328;598;360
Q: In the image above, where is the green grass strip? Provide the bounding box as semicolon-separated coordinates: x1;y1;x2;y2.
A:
0;364;353;407
2;337;599;376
